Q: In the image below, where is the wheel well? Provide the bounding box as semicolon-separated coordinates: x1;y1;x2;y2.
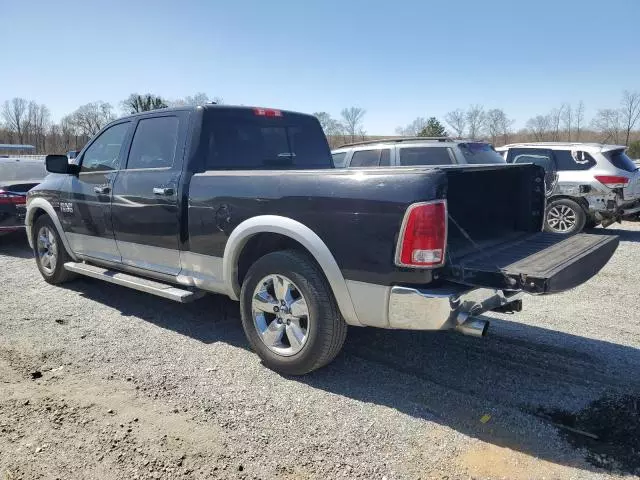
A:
236;233;317;288
30;207;47;225
547;195;590;214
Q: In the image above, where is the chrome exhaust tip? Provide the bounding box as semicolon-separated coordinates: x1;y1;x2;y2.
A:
455;316;489;338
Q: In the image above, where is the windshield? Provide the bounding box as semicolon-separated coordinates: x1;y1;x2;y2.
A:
458;143;506;164
603;149;638;173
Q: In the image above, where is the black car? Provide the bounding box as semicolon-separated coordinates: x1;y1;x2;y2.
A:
1;157;47;235
26;105;619;375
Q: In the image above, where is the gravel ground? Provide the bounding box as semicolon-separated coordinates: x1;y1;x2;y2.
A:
1;224;639;480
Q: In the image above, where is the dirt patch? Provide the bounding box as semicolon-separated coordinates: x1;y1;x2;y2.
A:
456;443;579;480
539;395;640;474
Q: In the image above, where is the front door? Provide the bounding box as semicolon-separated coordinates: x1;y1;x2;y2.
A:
110;112;188;275
63;121;132;262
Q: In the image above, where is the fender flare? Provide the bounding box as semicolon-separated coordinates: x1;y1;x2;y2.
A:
25;198;78;261
222;215;361;326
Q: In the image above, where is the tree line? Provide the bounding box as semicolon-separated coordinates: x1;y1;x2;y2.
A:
2;90;639;156
0;93;220;154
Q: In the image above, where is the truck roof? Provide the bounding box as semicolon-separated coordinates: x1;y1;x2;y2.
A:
116;104;316;121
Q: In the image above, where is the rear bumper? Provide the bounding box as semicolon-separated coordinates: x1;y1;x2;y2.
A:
387;284;523;330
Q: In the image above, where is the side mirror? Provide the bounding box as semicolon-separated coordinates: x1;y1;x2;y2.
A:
46;154;77;174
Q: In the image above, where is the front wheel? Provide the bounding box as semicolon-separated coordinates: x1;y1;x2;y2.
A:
544;198;586;234
239;250;347;375
32;215;75;284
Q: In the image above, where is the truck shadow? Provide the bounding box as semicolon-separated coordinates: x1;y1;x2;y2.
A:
0;231;34;259
590;225;640;243
64;277;640;476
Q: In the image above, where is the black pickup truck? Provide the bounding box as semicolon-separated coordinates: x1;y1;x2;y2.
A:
26;105;618;374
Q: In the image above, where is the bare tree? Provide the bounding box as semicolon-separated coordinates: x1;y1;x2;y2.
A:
395;117;428;136
68;102;115;137
526;115;552;141
484;109;513;146
549;105;565;141
2;98;29;144
621;90;640;146
444;109;466;137
592;108;622;144
561;103;572;141
466;105;485;139
314;112;342;137
340;107;366;141
575;101;585;141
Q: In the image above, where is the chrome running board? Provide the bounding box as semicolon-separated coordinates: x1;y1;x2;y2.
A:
63;262;205;303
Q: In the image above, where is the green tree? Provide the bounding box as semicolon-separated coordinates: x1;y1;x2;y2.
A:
418;117;447;137
123;94;168;114
627;140;640;159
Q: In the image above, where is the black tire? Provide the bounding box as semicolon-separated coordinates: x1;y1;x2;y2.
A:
239;250;348;375
32;215;76;284
543;198;586;234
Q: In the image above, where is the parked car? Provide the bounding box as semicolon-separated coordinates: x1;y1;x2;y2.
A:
26;105;618;375
496;143;640;234
331;137;506;168
1;157;47;236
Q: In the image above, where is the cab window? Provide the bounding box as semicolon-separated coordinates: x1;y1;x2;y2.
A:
80;122;130;173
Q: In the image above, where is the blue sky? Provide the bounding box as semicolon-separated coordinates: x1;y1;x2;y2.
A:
3;0;639;134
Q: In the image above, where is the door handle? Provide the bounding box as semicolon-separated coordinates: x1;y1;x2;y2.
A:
153;187;175;196
94;185;111;194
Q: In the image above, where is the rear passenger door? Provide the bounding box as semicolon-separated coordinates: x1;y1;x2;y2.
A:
508;148;557;195
110;112;189;275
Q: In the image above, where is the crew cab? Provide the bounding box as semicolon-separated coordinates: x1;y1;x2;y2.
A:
26;105;619;375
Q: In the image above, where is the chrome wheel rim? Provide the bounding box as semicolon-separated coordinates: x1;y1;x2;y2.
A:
547;205;577;232
36;226;58;274
252;274;310;357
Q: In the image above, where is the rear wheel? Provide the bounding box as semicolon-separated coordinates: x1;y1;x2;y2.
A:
240;250;347;375
32;215;75;284
544;198;586;234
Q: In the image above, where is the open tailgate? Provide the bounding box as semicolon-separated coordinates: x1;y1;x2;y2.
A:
445;233;618;294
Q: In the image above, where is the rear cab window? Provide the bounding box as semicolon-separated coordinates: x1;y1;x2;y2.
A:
398;146;453;166
201;108;332;170
458;143;505;164
604;149;638;173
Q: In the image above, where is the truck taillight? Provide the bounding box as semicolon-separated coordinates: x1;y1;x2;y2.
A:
253;108;282;117
595;175;629;189
395;200;447;268
0;189;25;205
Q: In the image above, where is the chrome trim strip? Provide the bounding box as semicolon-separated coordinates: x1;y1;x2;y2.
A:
116;240;181;276
67;232;121;263
222;215;361;326
345;280;390;328
178;251;226;294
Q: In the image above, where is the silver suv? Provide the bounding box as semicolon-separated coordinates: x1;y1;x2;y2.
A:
496;143;640;234
331;137;506;168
